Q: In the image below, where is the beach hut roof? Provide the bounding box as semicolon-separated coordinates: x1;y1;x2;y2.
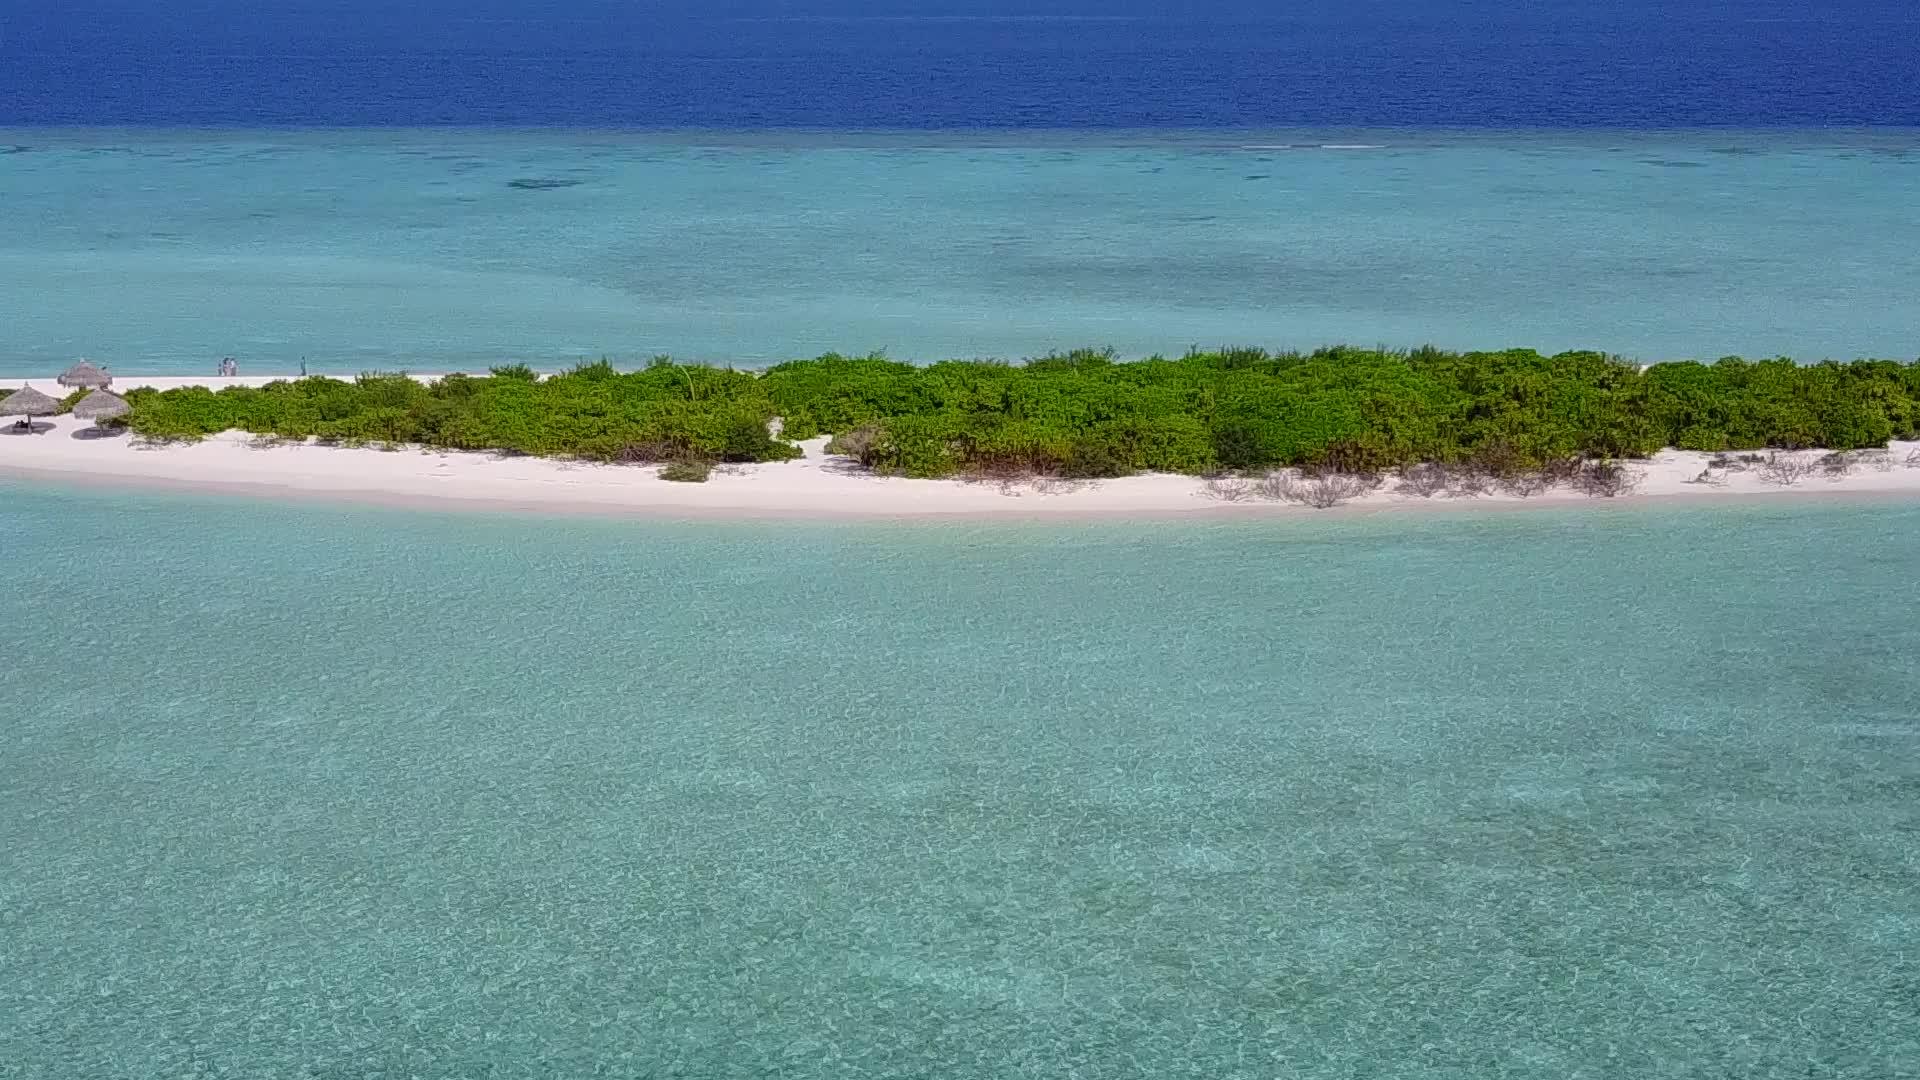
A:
0;386;61;416
57;360;113;390
72;389;131;420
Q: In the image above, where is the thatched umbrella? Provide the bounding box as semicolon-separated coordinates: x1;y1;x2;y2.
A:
57;360;113;390
72;389;131;424
1;385;61;431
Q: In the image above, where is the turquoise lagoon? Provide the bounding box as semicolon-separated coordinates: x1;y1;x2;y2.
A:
2;483;1916;1076
4;128;1920;375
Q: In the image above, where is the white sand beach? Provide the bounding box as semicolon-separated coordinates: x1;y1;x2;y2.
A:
6;376;1920;517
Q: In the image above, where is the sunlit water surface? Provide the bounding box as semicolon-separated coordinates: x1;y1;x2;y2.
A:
2;484;1916;1076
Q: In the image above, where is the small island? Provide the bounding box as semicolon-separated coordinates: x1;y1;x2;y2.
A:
5;346;1920;515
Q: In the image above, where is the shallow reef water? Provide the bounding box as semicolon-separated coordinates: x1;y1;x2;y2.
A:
3;486;1917;1076
4;129;1919;374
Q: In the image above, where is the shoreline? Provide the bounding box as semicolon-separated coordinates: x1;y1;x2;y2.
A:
6;408;1918;521
8;460;1920;524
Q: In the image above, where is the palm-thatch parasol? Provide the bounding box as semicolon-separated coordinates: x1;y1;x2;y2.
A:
72;389;131;424
1;385;62;431
57;359;113;390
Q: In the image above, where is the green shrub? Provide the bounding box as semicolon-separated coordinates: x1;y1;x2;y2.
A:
864;416;964;478
1818;399;1894;450
117;349;1920;477
778;411;822;441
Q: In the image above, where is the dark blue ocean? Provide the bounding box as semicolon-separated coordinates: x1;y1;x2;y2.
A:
5;0;1918;128
3;1;1919;370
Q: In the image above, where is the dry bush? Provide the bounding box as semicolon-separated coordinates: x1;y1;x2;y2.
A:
615;439;684;465
1498;470;1553;497
1448;465;1494;498
1250;472;1293;501
959;460;1086;496
1201;475;1256;502
1394;462;1451;498
1906;449;1920;469
965;468;1086;497
1574;459;1642;498
1492;457;1579;498
1541;457;1587;486
1758;452;1818;486
1466;440;1525;480
1818;451;1857;479
658;459;713;483
1336;466;1384;493
1854;449;1894;472
1257;470;1378;509
1286;462;1382;489
1709;452;1771;473
1028;476;1088;496
823;425;879;461
1303;473;1381;508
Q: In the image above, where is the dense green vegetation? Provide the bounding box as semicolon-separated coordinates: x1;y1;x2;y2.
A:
125;360;798;466
122;348;1920;480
